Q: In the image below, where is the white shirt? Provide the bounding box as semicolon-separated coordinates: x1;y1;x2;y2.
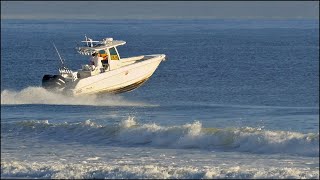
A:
93;56;103;69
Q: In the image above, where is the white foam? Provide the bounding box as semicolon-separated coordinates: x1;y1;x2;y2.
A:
1;160;318;179
1;87;152;106
117;118;320;156
4;117;318;157
120;116;137;128
86;157;100;161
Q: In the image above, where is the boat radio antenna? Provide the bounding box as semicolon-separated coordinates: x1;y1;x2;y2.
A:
52;42;65;66
85;34;89;47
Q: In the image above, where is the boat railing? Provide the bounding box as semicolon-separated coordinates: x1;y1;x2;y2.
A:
59;68;77;81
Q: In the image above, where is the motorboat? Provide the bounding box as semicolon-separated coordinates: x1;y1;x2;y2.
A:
42;36;166;96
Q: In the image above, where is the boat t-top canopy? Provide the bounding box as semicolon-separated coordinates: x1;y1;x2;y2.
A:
77;37;126;55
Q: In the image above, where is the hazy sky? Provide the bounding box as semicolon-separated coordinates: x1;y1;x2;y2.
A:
1;1;319;20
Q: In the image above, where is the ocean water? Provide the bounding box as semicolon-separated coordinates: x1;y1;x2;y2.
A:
1;19;319;179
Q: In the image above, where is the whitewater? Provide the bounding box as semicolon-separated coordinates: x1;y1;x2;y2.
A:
2;117;319;179
1;87;152;107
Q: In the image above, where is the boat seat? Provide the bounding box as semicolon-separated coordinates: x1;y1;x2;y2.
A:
78;70;91;78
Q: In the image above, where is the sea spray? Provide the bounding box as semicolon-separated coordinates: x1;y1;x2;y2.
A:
1;86;152;106
120;116;137;128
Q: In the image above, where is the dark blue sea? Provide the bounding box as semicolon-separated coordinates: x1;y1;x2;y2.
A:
1;19;319;179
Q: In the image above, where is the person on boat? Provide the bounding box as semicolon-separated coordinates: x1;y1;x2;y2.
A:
89;52;96;65
99;50;109;69
98;50;107;60
102;54;108;60
92;52;103;72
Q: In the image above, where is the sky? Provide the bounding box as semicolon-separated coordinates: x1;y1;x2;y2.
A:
1;1;319;20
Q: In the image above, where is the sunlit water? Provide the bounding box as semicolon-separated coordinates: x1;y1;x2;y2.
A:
1;19;319;179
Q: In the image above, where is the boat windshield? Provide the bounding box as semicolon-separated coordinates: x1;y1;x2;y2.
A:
109;47;119;60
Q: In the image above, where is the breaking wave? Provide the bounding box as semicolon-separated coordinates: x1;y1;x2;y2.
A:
1;160;318;179
1;87;152;106
3;117;319;157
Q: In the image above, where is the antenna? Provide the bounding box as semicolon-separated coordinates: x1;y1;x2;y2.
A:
52;42;65;66
85;34;89;47
88;38;93;47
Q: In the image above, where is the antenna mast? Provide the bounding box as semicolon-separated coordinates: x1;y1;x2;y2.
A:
52;42;65;66
85;34;89;47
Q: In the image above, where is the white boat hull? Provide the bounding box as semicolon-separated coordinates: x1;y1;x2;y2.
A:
67;54;165;96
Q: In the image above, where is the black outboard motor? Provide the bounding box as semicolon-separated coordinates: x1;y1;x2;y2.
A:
42;75;66;90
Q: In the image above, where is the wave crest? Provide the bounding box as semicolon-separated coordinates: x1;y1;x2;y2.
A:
3;117;319;157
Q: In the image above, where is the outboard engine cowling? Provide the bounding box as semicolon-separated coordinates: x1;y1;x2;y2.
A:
42;75;66;90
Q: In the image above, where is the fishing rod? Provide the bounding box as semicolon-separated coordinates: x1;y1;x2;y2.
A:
52;42;65;67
